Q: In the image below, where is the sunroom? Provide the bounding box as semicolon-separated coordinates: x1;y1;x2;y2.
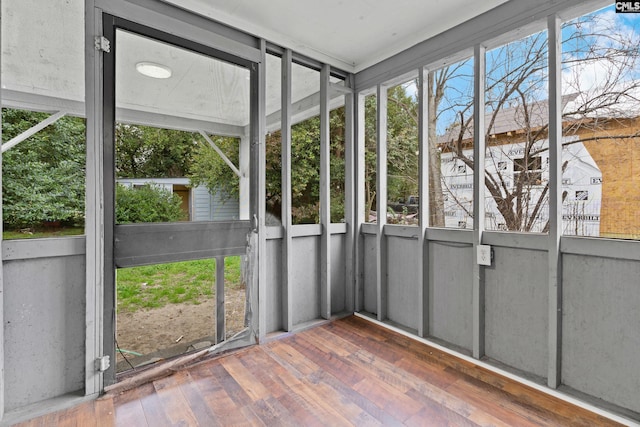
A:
1;0;639;425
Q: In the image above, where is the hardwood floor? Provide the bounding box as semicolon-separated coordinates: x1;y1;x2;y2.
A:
15;316;626;426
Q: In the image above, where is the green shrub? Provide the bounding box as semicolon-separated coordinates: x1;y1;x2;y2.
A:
115;184;186;224
2;109;86;229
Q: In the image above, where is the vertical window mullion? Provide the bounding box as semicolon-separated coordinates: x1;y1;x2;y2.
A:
376;84;388;321
472;43;486;359
547;14;563;389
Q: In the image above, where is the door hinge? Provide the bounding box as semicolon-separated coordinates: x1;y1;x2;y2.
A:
94;36;111;53
95;355;111;372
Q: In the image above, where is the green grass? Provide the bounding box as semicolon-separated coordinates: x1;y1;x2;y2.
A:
116;256;244;313
3;226;84;240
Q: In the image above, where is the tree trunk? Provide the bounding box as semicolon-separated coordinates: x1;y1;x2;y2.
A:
428;73;446;227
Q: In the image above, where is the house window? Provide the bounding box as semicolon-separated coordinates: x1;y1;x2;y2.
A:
513;156;542;185
575;190;589;201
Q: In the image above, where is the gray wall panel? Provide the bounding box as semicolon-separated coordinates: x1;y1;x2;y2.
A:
429;242;473;351
192;187;240;221
386;236;419;331
363;233;377;314
331;234;346;315
484;247;548;379
265;239;283;334
4;256;85;411
562;254;640;414
291;236;320;325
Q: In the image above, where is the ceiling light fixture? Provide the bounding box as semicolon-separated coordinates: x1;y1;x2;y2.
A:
135;62;172;79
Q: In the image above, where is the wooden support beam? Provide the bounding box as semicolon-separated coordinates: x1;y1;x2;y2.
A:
320;63;331;320
198;130;242;178
376;84;388;321
215;256;226;344
547;14;563;389
417;67;430;337
281;49;294;332
354;92;366;312
2;111;66;153
330;82;353;96
0;8;4;418
472;44;487;359
256;39;268;342
344;74;356;313
265;89;345;132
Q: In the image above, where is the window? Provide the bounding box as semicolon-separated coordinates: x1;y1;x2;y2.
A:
513;156;543;185
561;5;640;239
330;85;347;223
265;53;283;226
291;62;321;224
431;57;474;229
363;92;378;223
1;0;86;240
484;28;549;233
386;76;419;226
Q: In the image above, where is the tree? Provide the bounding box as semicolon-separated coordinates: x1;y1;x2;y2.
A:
387;85;419;205
2;108;86;229
188;135;240;202
115;123;197;178
363;85;422;221
428;63;474;227
434;7;640;232
272;109;347;224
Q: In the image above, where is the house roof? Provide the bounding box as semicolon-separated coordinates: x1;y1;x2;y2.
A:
436;90;640;145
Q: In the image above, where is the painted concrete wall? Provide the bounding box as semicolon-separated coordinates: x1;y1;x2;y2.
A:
484;247;548;379
265;238;283;334
429;241;473;352
330;234;346;315
3;254;85;411
363;233;377;315
562;254;640;414
359;229;640;417
263;230;348;332
291;235;320;325
386;235;419;331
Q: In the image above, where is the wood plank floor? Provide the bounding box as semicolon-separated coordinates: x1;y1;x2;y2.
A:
15;316;626;426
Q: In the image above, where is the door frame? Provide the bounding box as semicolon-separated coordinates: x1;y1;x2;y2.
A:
101;14;260;386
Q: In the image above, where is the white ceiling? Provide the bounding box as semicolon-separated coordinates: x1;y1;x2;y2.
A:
117;29;251;127
162;0;509;73
1;0;508;132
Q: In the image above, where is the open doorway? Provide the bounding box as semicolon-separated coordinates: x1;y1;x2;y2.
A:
114;256;247;372
103;17;256;382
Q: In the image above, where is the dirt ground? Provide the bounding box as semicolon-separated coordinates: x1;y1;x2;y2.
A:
115;286;247;371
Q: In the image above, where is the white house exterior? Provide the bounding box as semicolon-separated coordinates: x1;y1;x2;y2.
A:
441;136;602;236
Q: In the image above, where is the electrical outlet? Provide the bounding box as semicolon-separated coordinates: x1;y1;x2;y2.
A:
477;244;492;266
